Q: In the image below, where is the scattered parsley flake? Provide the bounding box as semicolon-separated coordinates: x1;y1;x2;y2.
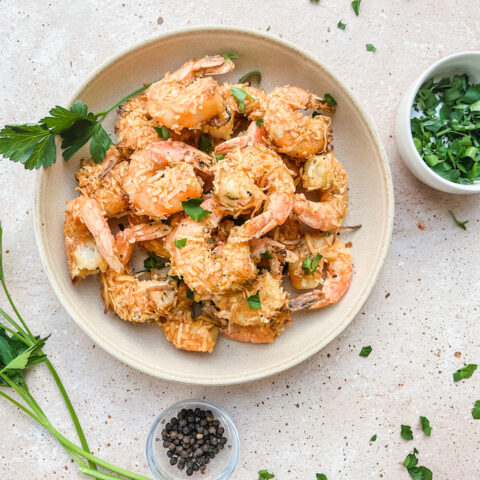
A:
324;93;337;107
215;154;225;161
366;43;377;52
258;469;274;480
231;86;255;114
174;238;187;249
153;125;170;139
453;363;477;381
302;253;322;275
260;251;272;260
247;291;262;310
222;53;238;60
449;210;468;230
256;118;264;127
198;134;214;153
266;26;271;31
182;198;211;222
143;252;165;271
370;434;377;442
186;289;194;301
472;400;480;419
403;450;433;480
238;70;262;85
401;425;414;441
351;0;361;15
316;475;327;480
337;20;346;30
419;416;432;436
359;346;372;357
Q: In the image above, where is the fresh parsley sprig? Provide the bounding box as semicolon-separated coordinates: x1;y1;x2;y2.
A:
0;84;150;170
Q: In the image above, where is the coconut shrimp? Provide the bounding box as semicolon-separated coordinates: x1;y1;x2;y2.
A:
64;196;123;279
293;151;348;231
123;141;211;220
167;198;257;297
263;86;334;159
213;144;295;241
289;233;352;310
207;271;290;343
147;55;234;132
75;146;130;218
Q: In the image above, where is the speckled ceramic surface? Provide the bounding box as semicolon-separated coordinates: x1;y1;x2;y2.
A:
35;27;393;384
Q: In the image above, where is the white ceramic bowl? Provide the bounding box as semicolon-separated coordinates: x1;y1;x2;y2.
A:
35;26;394;385
396;51;480;194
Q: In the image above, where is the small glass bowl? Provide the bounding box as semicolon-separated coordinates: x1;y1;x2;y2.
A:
146;400;239;480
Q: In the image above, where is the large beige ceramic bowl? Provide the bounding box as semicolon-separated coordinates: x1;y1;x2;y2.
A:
35;27;393;385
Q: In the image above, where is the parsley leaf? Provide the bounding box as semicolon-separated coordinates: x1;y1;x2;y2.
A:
359;346;372;357
401;425;414;441
453;363;477;381
231;86;255;114
186;289;194;301
316;475;327;480
198;134;214;153
366;43;377;52
419;416;432;436
143;252;166;271
337;20;346;30
302;253;322;275
256;118;264;127
182;198;211;222
89;123;112;164
153;125;170;139
215;154;225;161
239;70;262;85
472;400;480;419
247;291;262;310
222;53;238;60
449;210;468;230
174;238;187;249
351;0;361;15
258;470;274;480
403;452;419;469
370;434;377;442
324;93;337;107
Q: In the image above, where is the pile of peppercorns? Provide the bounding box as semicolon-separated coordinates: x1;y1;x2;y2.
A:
160;407;228;476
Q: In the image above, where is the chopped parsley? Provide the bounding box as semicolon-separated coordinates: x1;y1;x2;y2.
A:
302;253;322;275
324;93;337;107
370;434;377;442
472;400;480;419
316;475;327;480
182;198;211;222
337;20;346;30
222;53;238;60
153;125;170;139
258;470;274;480
256;118;264;127
419;416;432;436
449;210;468;230
403;449;433;480
260;251;272;260
238;70;262;85
186;289;194;301
198;134;214;153
143;252;166;271
453;363;477;381
366;43;377;52
174;238;187;249
231;86;255;114
351;0;361;15
266;26;271;31
401;425;413;441
215;154;225;161
359;346;372;357
247;291;262;310
170;275;181;286
411;74;480;184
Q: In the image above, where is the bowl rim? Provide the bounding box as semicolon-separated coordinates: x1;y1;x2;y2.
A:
400;50;480;193
34;25;394;385
146;399;239;480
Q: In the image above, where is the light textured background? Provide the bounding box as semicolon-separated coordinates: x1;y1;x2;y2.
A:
1;1;479;479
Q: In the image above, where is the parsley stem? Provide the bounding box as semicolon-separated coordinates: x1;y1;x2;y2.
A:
0;390;41;423
95;83;152;117
0;321;32;344
80;466;129;480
